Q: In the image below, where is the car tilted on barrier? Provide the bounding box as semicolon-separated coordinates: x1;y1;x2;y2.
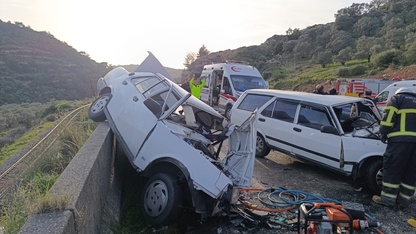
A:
88;52;256;226
231;89;386;194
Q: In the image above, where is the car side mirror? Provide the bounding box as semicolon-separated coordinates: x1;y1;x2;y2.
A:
321;125;339;135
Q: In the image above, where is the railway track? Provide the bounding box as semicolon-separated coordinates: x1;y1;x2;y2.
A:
0;105;88;201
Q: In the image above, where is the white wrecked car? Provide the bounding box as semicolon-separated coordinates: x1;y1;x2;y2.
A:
88;52;256;225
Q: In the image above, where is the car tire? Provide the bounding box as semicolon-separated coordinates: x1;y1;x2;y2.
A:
256;133;270;158
366;160;383;195
88;94;110;122
140;173;182;226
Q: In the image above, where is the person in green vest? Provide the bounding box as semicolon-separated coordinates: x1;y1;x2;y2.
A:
189;73;205;99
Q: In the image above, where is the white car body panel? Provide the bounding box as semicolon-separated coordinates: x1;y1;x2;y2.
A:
134;121;232;198
92;52;257;217
231;89;386;178
291;124;342;169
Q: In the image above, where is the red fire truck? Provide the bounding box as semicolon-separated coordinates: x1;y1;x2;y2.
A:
335;78;399;97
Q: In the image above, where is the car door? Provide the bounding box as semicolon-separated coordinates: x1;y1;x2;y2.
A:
258;99;298;155
218;76;234;110
291;103;342;170
200;72;211;104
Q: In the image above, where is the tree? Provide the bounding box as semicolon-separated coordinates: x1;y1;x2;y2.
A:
286;28;301;40
183;52;196;70
370;0;388;9
385;28;406;49
282;40;297;54
334;3;371;31
314;51;333;68
294;40;313;59
334;15;356;31
372;49;403;68
354;16;382;37
197;45;210;58
355;36;383;62
334;47;353;66
403;40;416;64
327;31;354;54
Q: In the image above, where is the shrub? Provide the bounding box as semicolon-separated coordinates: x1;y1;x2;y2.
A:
337;67;351;77
351;65;367;76
337;65;367;77
373;49;403;68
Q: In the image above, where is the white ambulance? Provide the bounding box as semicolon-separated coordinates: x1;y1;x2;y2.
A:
374;80;416;110
200;63;268;118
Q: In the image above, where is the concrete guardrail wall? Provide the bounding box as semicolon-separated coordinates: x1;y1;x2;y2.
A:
19;122;122;234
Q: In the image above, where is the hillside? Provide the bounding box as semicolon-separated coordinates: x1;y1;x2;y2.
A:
2;0;416;106
0;21;110;105
187;0;416;90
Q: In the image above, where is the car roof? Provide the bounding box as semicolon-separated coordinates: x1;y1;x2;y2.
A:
243;89;364;106
387;80;416;87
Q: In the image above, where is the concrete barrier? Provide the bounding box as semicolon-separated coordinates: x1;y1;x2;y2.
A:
19;122;122;234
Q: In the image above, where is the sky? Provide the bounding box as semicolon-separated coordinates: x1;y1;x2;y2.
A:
0;0;372;69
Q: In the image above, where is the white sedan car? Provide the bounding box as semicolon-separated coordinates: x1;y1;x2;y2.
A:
88;52;256;226
231;89;386;194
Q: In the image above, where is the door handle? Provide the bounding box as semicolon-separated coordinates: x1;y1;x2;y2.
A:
133;96;139;102
293;127;301;132
259;118;265;122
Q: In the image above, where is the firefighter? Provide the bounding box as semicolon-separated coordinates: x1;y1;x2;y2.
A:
372;87;416;208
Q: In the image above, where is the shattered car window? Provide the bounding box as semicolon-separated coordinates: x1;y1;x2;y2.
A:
133;76;182;118
144;87;181;118
133;76;170;98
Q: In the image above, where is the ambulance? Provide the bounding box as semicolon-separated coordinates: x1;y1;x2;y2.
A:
374;80;416;110
199;63;268;118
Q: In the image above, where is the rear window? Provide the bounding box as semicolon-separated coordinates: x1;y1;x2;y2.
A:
237;94;273;111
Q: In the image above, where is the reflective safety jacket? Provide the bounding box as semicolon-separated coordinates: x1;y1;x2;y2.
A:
380;92;416;142
189;78;206;99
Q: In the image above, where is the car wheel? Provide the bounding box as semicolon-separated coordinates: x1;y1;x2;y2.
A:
366;160;383;195
88;94;110;122
140;173;182;226
225;106;232;120
256;134;270;158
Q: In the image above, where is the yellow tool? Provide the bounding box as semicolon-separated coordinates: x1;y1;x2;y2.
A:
407;218;416;228
407;218;416;227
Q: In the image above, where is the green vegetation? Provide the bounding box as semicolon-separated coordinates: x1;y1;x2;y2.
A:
0;20;110;106
185;0;416;86
0;122;53;164
0;100;91;164
0;108;96;234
